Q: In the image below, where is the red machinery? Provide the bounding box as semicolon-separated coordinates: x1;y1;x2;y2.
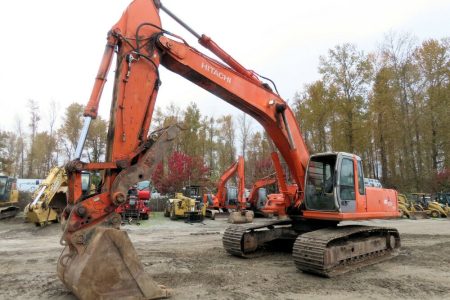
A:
115;186;151;223
137;188;150;201
58;1;400;299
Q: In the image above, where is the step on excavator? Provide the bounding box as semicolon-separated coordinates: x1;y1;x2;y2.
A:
57;1;401;298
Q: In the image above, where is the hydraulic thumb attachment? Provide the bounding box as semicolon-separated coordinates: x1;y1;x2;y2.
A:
57;125;181;300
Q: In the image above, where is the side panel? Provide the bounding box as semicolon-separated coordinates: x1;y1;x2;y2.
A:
302;210;400;220
303;187;399;220
365;187;398;214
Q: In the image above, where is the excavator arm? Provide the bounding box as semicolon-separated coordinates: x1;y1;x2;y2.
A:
157;35;309;195
24;167;68;226
58;1;178;299
213;156;245;208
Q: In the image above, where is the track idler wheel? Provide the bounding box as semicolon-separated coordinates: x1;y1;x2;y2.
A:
57;227;170;299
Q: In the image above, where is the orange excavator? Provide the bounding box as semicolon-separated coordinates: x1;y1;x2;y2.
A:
57;1;401;299
246;174;276;212
205;156;245;213
246;151;291;216
260;151;298;217
203;156;253;223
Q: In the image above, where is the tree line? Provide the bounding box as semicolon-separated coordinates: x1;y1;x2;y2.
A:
295;33;449;192
0;32;448;194
0;101;108;179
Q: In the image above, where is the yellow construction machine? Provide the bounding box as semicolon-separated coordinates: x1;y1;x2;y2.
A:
0;175;20;219
164;186;206;222
423;201;448;218
434;193;450;217
410;193;448;218
24;167;93;226
397;194;429;219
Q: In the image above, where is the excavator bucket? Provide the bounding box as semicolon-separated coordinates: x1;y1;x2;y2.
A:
228;210;254;224
409;212;429;220
57;227;170;300
58;125;181;299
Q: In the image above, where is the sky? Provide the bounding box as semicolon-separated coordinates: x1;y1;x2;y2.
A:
0;0;449;134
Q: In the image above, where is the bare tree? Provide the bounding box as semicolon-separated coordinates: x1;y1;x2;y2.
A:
14;116;25;178
27;99;40;177
60;103;84;160
237;112;252;159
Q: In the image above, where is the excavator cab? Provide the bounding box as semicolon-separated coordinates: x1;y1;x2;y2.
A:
0;176;19;219
305;153;338;211
304;152;399;219
204;193;214;206
255;188;268;210
305;152;365;213
183;185;201;201
0;176;18;202
81;171;92;196
226;186;238;206
0;176;10;201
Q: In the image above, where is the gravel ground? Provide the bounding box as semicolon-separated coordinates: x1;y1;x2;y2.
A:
1;213;450;299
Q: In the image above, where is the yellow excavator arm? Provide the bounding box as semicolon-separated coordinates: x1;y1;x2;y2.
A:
24;167;68;226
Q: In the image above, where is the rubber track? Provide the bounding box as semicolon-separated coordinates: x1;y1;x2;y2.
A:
222;220;291;257
0;206;20;220
292;225;400;277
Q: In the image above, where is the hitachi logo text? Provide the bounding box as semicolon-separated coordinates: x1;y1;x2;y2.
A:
201;62;232;84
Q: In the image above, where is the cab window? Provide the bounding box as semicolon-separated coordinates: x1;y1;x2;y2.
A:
81;173;90;193
339;158;355;200
357;161;365;195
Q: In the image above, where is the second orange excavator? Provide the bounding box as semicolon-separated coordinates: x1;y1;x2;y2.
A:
204;156;245;216
203;156;254;223
246;174;276;213
57;1;401;299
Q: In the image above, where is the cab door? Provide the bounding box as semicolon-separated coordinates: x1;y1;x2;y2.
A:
355;158;367;212
337;155;356;213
